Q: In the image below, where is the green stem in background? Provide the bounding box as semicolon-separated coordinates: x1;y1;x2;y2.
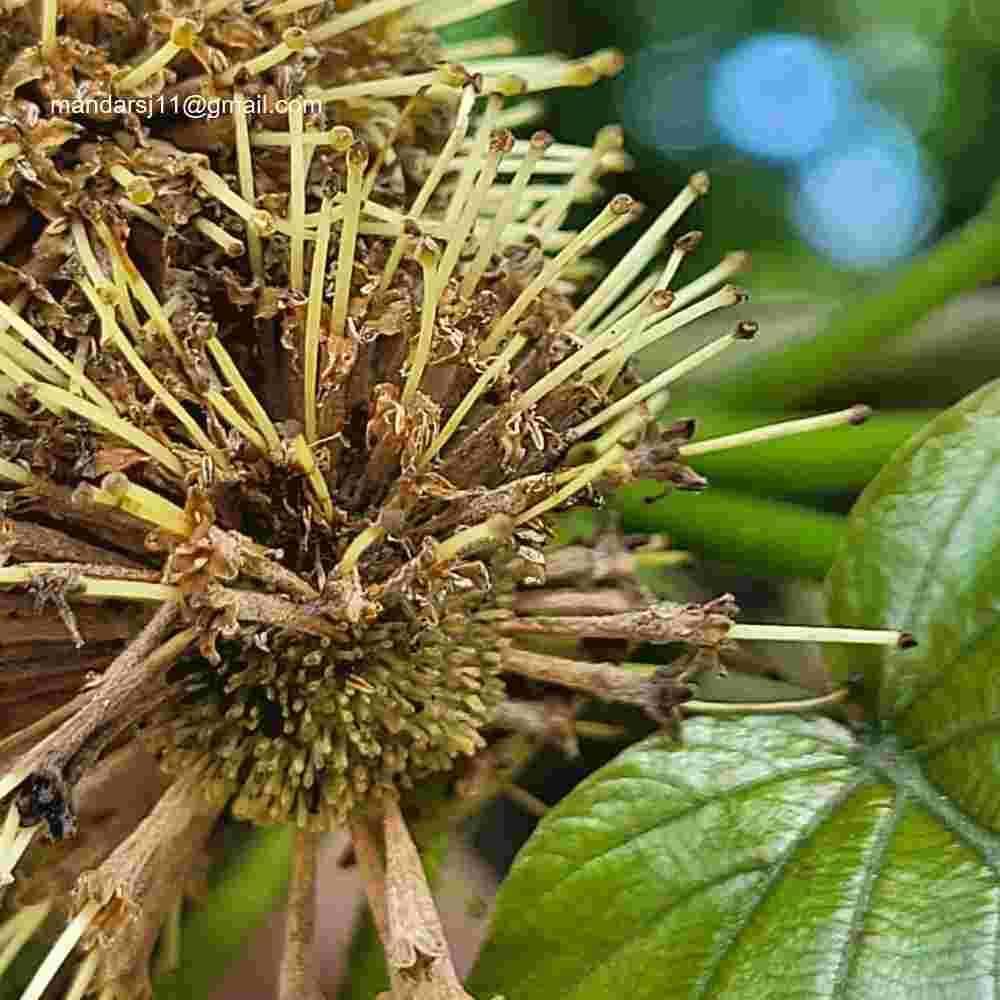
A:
615;485;844;580
338;830;450;1000
153;826;293;1000
705;188;1000;409
674;407;933;497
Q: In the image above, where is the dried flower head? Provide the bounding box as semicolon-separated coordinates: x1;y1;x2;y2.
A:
0;1;911;997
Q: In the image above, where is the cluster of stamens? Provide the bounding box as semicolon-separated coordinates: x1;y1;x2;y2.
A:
158;591;510;829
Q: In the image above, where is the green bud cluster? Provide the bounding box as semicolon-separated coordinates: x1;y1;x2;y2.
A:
151;598;511;829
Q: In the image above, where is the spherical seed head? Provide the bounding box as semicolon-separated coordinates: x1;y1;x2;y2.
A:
347;139;371;173
251;209;277;237
415;236;440;267
648;289;676;312
491;129;515;155
282;26;308;51
222;234;244;258
169;18;198;49
531;130;555;152
124;177;155;205
329;126;355;153
690;171;711;195
674;230;704;253
609;193;637;215
591;49;626;77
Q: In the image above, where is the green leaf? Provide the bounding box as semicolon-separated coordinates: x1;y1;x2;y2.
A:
825;379;1000;829
467;715;1000;1000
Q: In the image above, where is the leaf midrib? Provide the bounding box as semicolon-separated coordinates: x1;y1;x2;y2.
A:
692;775;869;1000
862;735;1000;874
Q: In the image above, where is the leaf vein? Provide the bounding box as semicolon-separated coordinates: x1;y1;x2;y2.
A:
829;785;903;999
692;774;868;1000
529;760;854;911
563;865;766;1000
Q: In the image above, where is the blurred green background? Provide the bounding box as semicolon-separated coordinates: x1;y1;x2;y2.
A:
443;0;1000;582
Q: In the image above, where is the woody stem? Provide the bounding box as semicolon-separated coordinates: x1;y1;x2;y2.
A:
278;829;324;1000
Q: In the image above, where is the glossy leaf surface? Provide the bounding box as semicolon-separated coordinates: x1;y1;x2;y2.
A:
825;379;1000;829
468;716;1000;1000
